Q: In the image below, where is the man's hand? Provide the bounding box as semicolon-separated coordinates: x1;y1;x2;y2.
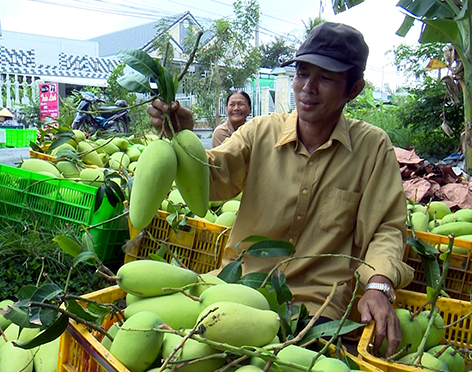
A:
357;276;401;358
147;99;194;137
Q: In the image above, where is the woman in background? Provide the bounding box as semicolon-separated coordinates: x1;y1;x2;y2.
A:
211;91;252;148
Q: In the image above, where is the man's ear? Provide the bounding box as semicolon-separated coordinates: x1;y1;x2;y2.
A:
348;78;366;100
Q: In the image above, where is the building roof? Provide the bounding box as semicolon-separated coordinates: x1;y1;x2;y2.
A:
89;11;210;58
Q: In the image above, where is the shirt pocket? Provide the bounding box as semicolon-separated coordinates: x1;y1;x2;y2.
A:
319;187;361;234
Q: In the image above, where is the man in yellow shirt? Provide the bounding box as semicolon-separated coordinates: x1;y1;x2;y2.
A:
147;22;413;357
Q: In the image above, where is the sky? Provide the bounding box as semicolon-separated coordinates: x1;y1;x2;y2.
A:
0;0;423;89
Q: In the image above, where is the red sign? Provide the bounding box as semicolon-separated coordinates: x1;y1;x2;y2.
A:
39;82;59;121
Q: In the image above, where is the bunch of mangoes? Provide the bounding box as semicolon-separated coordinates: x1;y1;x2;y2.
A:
103;259;363;372
0;299;60;372
373;307;465;371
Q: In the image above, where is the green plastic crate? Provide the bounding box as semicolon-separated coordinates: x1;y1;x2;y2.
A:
0;164;128;264
5;128;37;147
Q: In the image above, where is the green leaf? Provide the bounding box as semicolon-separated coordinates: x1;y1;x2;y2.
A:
74;251;98;267
271;271;293;304
65;299;101;323
397;0;456;19
28;283;64;326
14;313;69;350
81;231;95;253
421;254;441;289
246;240;295;257
117;72;155;94
117;49;161;80
53;235;83;258
298;320;365;345
17;285;38;301
238;272;267;289
396;14;416;37
407;235;438;257
2;299;33;328
217;261;242;283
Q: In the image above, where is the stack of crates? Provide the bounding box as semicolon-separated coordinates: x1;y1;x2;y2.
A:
404;229;472;300
4;128;37;147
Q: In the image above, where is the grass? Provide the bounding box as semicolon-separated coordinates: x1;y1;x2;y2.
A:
0;222;112;300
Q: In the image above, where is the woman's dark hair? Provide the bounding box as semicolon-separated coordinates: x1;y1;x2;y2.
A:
226;90;252;108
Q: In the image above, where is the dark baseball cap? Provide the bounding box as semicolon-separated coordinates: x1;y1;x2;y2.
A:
281;22;369;72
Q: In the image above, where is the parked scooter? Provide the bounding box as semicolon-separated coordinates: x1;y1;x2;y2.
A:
71;91;130;134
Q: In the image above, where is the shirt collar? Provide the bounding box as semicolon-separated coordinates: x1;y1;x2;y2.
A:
275;111;353;152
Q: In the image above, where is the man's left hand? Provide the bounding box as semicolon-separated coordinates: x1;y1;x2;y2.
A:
357;276;401;358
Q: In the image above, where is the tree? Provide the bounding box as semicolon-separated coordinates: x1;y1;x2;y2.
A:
333;0;472;173
181;0;262;127
302;17;327;38
259;37;296;68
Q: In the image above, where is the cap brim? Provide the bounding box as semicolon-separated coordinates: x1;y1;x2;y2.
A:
281;54;353;72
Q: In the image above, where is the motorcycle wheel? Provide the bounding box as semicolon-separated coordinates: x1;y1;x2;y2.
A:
110;118;128;134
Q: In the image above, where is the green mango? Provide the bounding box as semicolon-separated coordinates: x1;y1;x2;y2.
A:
111;137;130;151
172;129;209;218
0;341;33;372
188;273;226;297
199;283;270;310
116;260;198;297
427;201;452;220
197;301;280;347
410;211;429;232
101;322;120;351
427;345;466;372
431;221;472;237
0;299;14;331
452;208;472;222
77;141;103;167
277;345;326;372
32;337;60;372
110;311;164;372
124;292;202;329
161;332;226;372
313;357;351;372
399;351;448;370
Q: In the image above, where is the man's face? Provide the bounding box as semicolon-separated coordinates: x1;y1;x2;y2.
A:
293;62;353;127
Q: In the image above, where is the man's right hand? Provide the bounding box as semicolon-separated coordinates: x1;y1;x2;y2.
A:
147;99;195;137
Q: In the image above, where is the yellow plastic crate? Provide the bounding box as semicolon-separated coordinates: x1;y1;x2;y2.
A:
125;210;231;273
404;229;472;300
357;289;472;371
56;286;128;372
57;285;381;372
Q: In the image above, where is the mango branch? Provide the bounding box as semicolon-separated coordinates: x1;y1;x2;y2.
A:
26;301;117;342
260;254;374;288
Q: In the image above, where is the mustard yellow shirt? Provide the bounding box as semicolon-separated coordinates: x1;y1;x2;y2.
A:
211;120;235;148
207;111;414;319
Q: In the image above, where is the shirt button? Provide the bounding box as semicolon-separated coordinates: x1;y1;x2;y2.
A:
288;238;294;243
302;189;308;194
308;161;314;166
297;215;302;220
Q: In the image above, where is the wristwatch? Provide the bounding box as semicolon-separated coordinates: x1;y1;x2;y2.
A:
364;282;396;304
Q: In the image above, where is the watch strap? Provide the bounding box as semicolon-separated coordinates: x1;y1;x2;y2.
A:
364;282;396;303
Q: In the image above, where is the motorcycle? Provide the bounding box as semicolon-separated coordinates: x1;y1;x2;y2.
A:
71;91;130;134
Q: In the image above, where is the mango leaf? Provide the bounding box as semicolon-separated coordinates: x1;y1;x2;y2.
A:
117;72;155;94
74;251;98;267
298;320;365;345
28;283;63;326
246;240;295;257
117;49;161;80
272;271;293;304
421;254;441;289
2;299;34;328
53;235;82;258
65;299;102;324
13;313;68;350
218;261;242;283
407;235;438;257
17;285;39;301
81;231;95;253
238;272;268;289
